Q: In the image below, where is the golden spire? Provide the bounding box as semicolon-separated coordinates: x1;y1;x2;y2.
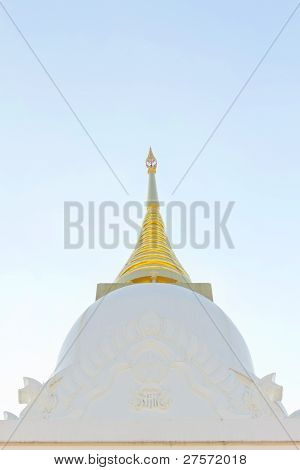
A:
115;148;191;284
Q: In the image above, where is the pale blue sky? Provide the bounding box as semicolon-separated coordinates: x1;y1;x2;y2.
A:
0;0;299;416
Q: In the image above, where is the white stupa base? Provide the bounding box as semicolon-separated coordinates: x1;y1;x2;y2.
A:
2;285;299;448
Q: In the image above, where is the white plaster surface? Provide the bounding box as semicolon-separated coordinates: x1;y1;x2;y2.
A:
1;284;299;442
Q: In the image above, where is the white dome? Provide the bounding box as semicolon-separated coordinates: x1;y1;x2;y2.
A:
56;283;253;376
43;283;256;421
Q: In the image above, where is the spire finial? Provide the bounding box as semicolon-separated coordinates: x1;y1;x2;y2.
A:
146;146;157;173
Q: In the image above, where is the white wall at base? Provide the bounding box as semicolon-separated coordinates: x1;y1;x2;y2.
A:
0;416;300;443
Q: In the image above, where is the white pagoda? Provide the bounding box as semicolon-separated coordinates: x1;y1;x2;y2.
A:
1;149;299;448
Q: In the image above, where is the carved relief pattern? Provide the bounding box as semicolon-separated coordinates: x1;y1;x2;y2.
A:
130;388;170;411
13;312;289;420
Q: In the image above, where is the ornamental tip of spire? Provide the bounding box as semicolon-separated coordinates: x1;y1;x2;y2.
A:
146;146;157;173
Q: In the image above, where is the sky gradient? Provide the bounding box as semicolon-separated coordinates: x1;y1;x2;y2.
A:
0;0;299;416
